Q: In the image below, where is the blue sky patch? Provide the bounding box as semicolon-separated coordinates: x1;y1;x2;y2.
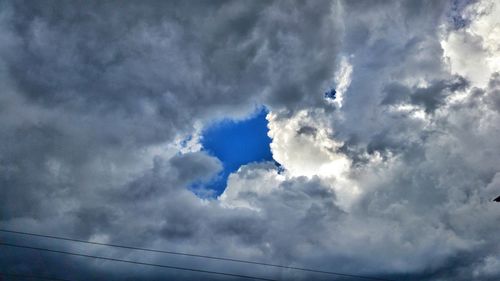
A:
197;107;273;196
324;88;337;100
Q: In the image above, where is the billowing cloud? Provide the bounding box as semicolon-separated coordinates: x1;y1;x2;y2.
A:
1;1;500;281
442;0;500;87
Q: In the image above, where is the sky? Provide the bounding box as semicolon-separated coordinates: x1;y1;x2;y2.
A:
1;0;500;280
198;107;273;196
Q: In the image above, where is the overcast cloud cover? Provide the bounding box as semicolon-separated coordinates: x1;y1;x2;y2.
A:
1;0;500;280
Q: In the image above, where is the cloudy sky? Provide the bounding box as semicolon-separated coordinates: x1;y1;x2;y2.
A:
1;0;500;280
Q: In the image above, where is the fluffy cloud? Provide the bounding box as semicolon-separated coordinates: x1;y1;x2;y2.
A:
1;1;500;281
442;0;500;87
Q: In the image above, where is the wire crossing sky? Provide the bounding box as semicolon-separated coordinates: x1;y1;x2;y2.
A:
0;273;73;281
1;1;500;281
0;228;396;281
0;242;279;281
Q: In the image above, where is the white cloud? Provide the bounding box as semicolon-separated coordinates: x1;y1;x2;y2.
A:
265;109;359;209
332;55;353;107
442;0;500;87
267;109;348;178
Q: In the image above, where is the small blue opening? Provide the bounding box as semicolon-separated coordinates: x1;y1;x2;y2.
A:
197;107;273;196
324;88;337;100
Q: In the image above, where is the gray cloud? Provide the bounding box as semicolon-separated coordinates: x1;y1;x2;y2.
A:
1;1;499;281
381;75;469;113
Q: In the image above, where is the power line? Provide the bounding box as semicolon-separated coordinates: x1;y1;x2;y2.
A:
0;273;72;281
0;228;395;281
0;242;278;281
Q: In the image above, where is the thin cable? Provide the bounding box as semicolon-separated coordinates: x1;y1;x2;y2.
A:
0;242;278;281
0;273;72;281
0;228;395;281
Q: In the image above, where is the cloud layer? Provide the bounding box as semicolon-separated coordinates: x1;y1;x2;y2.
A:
1;1;500;280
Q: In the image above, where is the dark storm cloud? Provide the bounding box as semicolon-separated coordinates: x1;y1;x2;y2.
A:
0;0;342;231
381;75;469;113
0;0;345;280
0;0;340;219
1;0;500;281
380;83;412;106
6;0;339;117
410;76;469;113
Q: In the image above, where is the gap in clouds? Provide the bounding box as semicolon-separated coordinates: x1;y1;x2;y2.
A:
192;107;275;197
